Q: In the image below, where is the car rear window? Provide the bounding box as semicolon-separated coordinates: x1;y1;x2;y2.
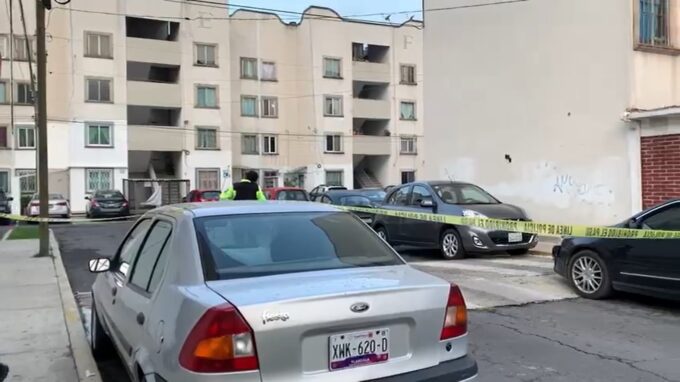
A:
339;196;372;207
194;212;403;280
95;191;124;200
201;191;221;200
276;190;308;201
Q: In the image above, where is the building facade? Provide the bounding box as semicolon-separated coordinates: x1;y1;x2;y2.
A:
0;2;421;214
424;0;680;225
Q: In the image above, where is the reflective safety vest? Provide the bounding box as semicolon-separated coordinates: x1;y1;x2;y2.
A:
220;179;266;201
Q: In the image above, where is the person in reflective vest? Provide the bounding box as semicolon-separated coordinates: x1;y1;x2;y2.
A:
220;170;266;201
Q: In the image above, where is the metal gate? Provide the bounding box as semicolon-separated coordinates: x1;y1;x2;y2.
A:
123;178;190;214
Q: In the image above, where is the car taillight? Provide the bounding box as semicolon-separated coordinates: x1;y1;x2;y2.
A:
122;201;128;207
440;284;468;340
179;303;258;373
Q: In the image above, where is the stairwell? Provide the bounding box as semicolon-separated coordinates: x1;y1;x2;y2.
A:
354;168;382;189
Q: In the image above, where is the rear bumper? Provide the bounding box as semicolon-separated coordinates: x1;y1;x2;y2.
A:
459;226;537;253
90;207;129;217
369;355;478;382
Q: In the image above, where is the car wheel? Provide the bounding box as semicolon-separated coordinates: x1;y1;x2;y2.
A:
508;248;530;256
568;250;613;299
375;226;390;243
440;228;465;260
90;301;114;359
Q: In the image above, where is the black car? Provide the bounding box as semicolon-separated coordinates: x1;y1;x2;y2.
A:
372;181;537;259
553;199;680;301
318;190;376;225
85;190;130;218
357;188;387;206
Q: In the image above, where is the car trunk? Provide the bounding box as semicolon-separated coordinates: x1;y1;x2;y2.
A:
206;266;462;381
96;197;124;208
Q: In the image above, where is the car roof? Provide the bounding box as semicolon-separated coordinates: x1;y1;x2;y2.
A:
265;187;306;192
422;181;474;186
153;201;341;218
324;190;370;198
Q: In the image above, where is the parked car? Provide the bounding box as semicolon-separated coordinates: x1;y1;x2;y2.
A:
309;185;348;201
318;190;377;225
372;181;537;260
86;190;130;218
184;190;221;203
553;199;680;301
357;188;387;206
0;191;13;225
26;193;71;219
264;187;310;201
87;202;478;382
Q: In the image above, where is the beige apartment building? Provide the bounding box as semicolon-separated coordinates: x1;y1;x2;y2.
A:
0;2;422;214
424;0;680;225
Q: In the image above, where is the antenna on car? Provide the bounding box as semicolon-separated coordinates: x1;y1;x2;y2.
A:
444;168;455;183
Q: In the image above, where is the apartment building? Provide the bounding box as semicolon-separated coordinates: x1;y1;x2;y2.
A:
229;7;423;190
424;0;680;225
0;3;421;214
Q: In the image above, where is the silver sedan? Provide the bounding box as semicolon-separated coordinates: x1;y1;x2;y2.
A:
88;202;478;382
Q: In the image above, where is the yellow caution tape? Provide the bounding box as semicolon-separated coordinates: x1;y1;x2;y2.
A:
0;213;139;224
341;206;680;240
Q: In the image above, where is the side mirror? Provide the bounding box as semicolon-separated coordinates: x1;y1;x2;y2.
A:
85;196;90;200
88;258;111;273
7;197;13;201
628;218;641;229
420;199;435;208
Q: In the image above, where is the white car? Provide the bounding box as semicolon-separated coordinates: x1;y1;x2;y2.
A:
26;193;71;219
88;202;478;382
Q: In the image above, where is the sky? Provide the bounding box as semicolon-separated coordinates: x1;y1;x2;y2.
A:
228;0;423;24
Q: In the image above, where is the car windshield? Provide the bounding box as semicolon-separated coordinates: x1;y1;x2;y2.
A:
433;184;499;205
339;195;373;207
277;190;308;201
194;212;403;281
361;190;386;202
201;191;221;200
95;191;124;200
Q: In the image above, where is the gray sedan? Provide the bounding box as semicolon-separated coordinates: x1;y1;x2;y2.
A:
88;202;478;382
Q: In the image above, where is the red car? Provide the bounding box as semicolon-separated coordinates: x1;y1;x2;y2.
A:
264;187;310;201
184;190;221;202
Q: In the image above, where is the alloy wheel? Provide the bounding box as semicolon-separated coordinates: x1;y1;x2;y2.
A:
442;233;459;258
571;255;603;294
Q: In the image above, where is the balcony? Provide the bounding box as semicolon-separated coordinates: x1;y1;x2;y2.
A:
127;81;181;108
353;135;391;156
353;99;391;120
128;125;184;151
353;61;390;83
126;37;181;66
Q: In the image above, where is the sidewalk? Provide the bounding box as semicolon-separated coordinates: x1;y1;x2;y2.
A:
531;235;560;256
0;232;101;382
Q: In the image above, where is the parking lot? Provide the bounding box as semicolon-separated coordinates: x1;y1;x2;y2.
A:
52;221;680;382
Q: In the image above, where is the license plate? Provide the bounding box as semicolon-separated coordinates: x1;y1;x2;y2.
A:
329;329;389;371
508;232;523;243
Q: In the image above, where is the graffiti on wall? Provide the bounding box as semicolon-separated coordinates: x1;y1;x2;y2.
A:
552;173;614;206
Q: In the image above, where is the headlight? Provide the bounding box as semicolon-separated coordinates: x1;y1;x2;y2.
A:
462;209;487;218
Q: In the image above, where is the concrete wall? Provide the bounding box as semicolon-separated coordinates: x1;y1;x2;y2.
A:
424;0;636;225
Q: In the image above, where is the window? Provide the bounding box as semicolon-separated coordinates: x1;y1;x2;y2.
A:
276;190;308;201
16;125;35;149
14;36;33;61
389;186;411;206
642;205;680;230
196;85;218;108
0;171;8;193
400;137;417;154
196;127;218;149
325;170;343;186
432;184;499;205
148;240;170;294
401;171;415;185
85;32;112;58
242;134;259;154
86;169;113;192
86;123;113;147
262;97;278;118
241;95;258;117
16;170;36;194
0;82;6;104
400;101;416;120
411;186;432;206
196;169;220;190
400;64;416;85
261;61;277;81
325;134;343;153
16;83;33;105
0;126;7;148
130;221;173;291
324;96;343;117
0;35;7;60
640;0;669;46
263;171;278;189
323;57;342;78
115;219;152;277
240;57;258;79
195;43;217;66
86;78;112;102
263;135;278;154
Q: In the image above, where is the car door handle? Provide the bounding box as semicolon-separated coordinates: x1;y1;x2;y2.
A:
111;287;117;296
136;312;145;326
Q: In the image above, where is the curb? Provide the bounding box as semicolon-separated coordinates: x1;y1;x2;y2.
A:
50;230;103;382
1;228;12;241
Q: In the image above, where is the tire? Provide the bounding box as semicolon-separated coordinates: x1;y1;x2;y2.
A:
568;250;613;299
90;301;114;359
440;228;466;260
508;248;530;256
374;226;390;244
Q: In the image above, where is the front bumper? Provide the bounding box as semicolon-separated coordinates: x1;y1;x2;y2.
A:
552;245;568;277
369;355;477;382
459;226;538;253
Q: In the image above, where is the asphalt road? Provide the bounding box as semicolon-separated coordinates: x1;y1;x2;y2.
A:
53;222;680;382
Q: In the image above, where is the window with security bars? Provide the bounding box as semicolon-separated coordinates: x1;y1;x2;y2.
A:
242;135;259;154
16;169;36;194
400;64;416;85
86;123;113;147
85;32;112;58
325;171;343;187
16;125;35;149
262;97;278;118
640;0;670;46
325;135;342;153
196;127;218;149
195;43;217;66
17;83;33;105
324;96;343;117
241;57;258;79
86;169;113;192
263;135;278;154
197;169;220;190
86;78;112;102
264;171;279;189
400;137;417;154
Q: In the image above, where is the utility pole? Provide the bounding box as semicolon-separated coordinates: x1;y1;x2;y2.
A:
36;0;50;257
